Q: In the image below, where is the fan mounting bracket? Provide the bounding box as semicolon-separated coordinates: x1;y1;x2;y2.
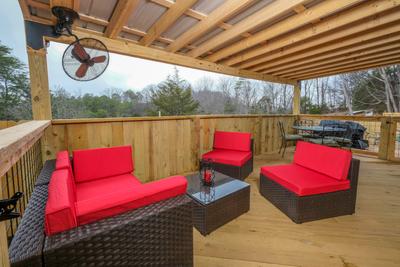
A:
51;6;80;38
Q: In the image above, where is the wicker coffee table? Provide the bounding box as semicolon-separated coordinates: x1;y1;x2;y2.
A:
185;172;250;236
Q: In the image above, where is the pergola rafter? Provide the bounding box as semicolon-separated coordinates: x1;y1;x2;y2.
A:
16;0;400;120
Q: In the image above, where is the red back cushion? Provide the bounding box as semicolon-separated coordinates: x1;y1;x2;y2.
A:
45;169;77;236
213;131;251;152
294;141;352;181
55;151;76;191
73;146;134;183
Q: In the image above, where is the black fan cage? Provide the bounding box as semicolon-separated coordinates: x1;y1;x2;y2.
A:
62;38;109;81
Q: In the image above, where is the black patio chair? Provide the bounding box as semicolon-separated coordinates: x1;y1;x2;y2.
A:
278;121;303;157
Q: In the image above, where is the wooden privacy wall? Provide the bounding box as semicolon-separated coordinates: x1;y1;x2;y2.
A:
45;115;295;182
0;121;17;130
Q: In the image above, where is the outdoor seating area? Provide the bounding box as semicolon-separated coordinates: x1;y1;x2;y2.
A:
1;0;400;266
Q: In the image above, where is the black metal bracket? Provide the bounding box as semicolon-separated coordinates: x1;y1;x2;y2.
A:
0;192;23;222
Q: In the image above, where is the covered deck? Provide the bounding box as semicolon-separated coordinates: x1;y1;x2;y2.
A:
1;0;400;266
194;149;400;267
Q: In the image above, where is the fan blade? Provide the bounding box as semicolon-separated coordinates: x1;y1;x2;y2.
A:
92;55;106;63
72;43;90;61
75;63;89;78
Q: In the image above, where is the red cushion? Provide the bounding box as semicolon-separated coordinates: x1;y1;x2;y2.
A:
76;174;142;203
45;169;77;236
294;141;352;181
261;164;350;196
55;150;76;193
213;131;251;152
202;149;252;166
76;176;187;226
73;146;134;183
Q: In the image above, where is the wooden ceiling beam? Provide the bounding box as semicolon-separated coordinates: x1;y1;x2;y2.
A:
187;0;308;58
249;19;400;72
258;30;400;73
104;0;140;38
282;49;400;78
167;0;254;52
296;58;400;80
207;0;362;63
46;30;297;85
222;0;400;67
18;0;31;20
139;0;197;46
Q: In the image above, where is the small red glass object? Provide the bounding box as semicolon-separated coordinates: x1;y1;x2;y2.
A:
204;171;212;183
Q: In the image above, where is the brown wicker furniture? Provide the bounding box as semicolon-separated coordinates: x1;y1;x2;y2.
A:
202;131;254;180
186;171;250;235
259;141;360;223
9;147;194;266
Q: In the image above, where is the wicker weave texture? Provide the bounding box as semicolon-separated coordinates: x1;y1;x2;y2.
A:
34;159;55;186
259;159;360;223
192;186;250;235
44;195;193;267
9;185;48;267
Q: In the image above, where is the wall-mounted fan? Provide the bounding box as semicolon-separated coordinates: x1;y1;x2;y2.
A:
52;6;109;81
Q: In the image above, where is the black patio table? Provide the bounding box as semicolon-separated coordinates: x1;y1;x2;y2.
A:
185;171;250;235
293;125;347;139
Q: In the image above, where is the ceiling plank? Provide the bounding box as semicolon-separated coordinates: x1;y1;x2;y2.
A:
256;28;400;72
167;0;254;52
104;0;140;38
249;18;400;72
18;0;31;20
139;0;197;47
296;58;400;80
206;0;362;63
46;30;297;85
187;0;308;58
282;49;400;78
222;0;400;67
269;38;400;75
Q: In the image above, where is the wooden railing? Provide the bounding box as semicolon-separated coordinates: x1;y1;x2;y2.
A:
0;120;50;267
45;115;296;182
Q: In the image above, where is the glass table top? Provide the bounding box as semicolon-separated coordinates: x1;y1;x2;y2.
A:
185;172;250;205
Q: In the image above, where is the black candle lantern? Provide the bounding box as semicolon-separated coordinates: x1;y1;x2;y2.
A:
199;158;215;186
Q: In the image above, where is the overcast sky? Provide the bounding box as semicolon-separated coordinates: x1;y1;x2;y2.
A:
1;0;231;95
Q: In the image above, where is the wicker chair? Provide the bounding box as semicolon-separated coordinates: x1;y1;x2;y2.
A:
259;141;360;223
9;154;193;266
202;131;253;180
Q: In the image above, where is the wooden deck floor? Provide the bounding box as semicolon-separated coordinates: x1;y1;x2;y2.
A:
193;149;400;267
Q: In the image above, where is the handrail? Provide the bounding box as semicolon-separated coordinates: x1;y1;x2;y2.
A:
0;120;50;178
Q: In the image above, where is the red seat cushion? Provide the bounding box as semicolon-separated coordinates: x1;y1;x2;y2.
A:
76;174;142;203
202;149;252;166
75;176;187;226
294;141;352;181
45;169;77;236
261;164;350;196
213;131;251;152
73;146;134;183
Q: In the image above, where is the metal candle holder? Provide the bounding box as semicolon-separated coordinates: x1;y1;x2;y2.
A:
199;158;215;187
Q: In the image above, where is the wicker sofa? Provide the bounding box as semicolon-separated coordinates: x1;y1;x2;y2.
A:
9;146;193;267
259;141;360;223
202;131;253;180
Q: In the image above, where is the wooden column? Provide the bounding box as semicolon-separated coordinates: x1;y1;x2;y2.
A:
0;192;10;267
27;47;52;120
293;81;301;115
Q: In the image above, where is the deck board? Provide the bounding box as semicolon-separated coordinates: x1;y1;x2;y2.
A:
193;149;400;267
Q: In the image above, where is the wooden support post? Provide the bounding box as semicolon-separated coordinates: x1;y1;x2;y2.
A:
0;191;10;267
27;47;52;120
293;81;301;115
378;117;392;160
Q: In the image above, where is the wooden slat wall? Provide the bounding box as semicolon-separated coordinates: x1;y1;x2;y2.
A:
47;115;296;182
0;121;17;130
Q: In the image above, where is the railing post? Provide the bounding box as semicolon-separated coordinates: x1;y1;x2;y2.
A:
0;186;10;267
191;116;201;171
378;117;393;160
